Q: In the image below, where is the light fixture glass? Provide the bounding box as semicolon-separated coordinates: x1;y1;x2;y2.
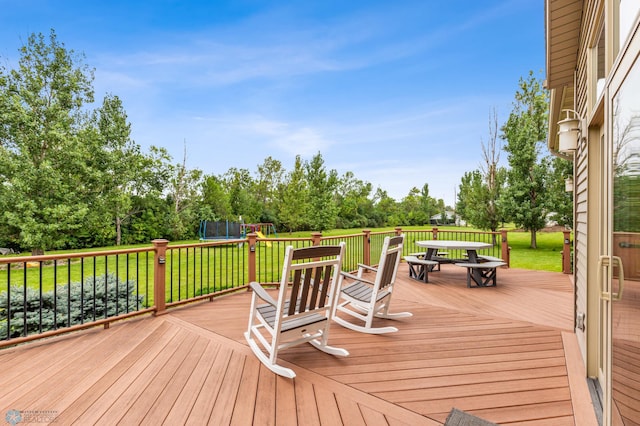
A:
558;109;581;153
565;177;574;192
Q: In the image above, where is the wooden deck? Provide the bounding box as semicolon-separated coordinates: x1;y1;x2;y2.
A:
0;264;598;425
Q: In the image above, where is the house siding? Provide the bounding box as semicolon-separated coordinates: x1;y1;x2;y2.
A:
571;0;595;361
575;137;589;357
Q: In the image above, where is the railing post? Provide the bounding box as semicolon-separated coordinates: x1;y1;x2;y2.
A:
152;239;169;316
500;230;510;267
394;227;402;236
248;233;257;284
311;232;322;246
562;230;572;274
432;227;439;240
363;229;371;267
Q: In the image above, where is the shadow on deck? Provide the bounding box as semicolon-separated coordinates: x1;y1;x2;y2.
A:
0;264;598;425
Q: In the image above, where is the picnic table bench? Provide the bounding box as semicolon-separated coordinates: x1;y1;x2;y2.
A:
455;261;507;288
403;255;440;283
477;255;505;263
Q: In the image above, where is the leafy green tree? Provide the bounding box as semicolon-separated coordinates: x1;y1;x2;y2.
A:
125;194;171;243
500;71;550;248
279;156;309;232
397;184;438;226
201;174;232;220
93;94;164;245
419;184;440;222
255;156;284;225
0;30;95;254
547;157;573;228
457;170;482;224
305;152;338;231
225;167;260;223
372;188;399;227
399;187;425;225
115;145;174;243
335;171;373;229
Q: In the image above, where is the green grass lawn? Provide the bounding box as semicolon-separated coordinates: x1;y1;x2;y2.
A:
505;231;566;272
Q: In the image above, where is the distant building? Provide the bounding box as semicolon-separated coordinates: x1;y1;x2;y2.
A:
429;211;465;226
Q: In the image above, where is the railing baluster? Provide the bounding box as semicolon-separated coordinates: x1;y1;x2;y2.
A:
230;243;235;288
54;260;58;330
185;247;189;299
170;248;174;303
93;257;97;322
39;261;43;334
104;255;109;319
81;258;85;324
134;253;138;311
116;254;120;316
199;246;203;297
145;252;149;308
126;253;130;313
67;257;71;328
23;263;27;337
6;265;10;340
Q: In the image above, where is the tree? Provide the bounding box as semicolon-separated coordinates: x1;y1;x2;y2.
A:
305;152;338;231
457;109;507;237
93;94;164;246
279;156;309;232
372;188;399;227
457;170;485;225
397;184;438;226
225;167;259;223
201;174;232;220
500;71;550;248
0;30;95;254
118;146;173;243
335;171;373;229
166;143;204;240
255;156;284;225
399;187;425;225
419;184;440;223
547;156;574;228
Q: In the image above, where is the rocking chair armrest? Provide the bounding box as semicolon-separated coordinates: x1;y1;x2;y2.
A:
340;271;375;286
357;263;378;273
249;281;277;307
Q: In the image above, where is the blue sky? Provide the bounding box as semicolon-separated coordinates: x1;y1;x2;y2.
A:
0;1;544;206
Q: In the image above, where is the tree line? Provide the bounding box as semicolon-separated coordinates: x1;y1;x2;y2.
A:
0;31;449;254
1;31;572;254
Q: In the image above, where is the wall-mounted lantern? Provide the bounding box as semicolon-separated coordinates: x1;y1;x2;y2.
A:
565;177;574;192
557;109;583;153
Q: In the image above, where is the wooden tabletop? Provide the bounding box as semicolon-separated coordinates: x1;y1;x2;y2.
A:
416;240;492;250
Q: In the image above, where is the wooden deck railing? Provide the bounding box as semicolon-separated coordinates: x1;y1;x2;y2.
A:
0;227;527;348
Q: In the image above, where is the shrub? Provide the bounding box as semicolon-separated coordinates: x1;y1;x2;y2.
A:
0;273;145;339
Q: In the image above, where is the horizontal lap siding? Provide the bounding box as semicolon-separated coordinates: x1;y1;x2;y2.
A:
574;100;589;355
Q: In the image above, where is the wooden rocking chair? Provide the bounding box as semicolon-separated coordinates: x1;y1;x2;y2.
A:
332;235;411;334
244;243;348;378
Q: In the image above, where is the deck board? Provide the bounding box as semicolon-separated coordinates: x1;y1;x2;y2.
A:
253;364;277;425
0;264;597;425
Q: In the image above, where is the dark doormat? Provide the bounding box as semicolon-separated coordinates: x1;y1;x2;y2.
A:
444;408;499;426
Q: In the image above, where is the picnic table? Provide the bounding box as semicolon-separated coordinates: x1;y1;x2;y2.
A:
409;240;506;287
